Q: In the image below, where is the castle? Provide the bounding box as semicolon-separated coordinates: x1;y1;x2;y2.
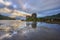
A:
26;13;37;21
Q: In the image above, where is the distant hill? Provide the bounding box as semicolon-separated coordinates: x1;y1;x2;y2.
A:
42;13;60;19
0;15;15;20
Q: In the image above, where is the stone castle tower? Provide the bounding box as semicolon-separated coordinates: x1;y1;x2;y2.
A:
32;13;37;18
26;13;37;21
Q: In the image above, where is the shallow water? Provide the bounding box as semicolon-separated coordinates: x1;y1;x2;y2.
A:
0;21;60;40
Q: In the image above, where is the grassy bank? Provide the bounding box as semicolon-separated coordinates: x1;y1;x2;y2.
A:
0;15;16;20
26;13;60;24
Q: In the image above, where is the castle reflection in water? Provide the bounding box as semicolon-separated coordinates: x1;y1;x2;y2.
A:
0;20;60;40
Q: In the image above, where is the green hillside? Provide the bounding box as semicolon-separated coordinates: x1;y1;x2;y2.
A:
43;13;60;19
0;15;15;20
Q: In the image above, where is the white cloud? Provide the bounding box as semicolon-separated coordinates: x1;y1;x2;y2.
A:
0;0;4;3
1;0;59;12
0;0;60;17
13;0;60;11
0;0;12;6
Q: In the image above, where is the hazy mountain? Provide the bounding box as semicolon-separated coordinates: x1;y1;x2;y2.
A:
42;13;60;19
0;15;15;20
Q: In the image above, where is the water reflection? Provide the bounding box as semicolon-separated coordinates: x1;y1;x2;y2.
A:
0;21;60;40
26;22;37;29
32;22;37;29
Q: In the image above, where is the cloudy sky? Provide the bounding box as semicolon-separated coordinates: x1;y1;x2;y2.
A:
0;0;60;17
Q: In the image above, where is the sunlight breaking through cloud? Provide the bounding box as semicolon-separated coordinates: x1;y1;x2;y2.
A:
0;8;31;18
0;0;60;17
0;0;12;6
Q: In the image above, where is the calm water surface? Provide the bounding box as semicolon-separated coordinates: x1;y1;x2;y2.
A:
0;21;60;40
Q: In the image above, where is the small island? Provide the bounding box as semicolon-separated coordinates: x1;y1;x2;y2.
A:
26;13;60;24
